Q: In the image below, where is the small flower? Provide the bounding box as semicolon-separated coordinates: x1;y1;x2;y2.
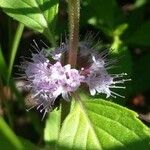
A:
20;44;84;119
50;42;67;61
18;36;130;118
79;41;131;98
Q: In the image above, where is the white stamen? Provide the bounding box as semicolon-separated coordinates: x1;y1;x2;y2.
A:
111;91;125;98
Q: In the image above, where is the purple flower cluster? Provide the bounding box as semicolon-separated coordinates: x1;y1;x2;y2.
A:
20;39;130;117
83;55;130;98
22;49;84;118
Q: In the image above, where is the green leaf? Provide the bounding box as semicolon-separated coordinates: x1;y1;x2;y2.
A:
113;24;128;37
111;46;132;75
134;0;147;8
19;137;38;150
110;46;133;99
0;117;38;150
58;96;150;150
44;108;61;148
81;0;124;34
8;23;24;82
126;21;150;46
0;46;8;81
0;0;59;46
132;53;150;92
0;46;7;72
0;117;23;150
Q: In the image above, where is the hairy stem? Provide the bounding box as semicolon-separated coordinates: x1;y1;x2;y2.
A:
68;0;80;67
60;1;80;124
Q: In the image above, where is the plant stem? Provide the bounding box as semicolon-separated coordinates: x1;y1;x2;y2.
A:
45;28;56;47
7;23;24;83
68;0;80;67
60;0;80;124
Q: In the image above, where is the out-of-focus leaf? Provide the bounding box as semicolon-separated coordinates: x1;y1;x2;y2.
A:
0;46;7;79
58;95;150;150
0;117;38;150
0;46;6;71
81;0;124;34
134;0;147;8
126;21;150;46
44;108;61;149
110;45;133;99
113;24;128;37
0;0;59;45
111;46;132;75
19;137;38;150
111;23;128;50
111;23;132;97
0;117;23;150
132;53;150;92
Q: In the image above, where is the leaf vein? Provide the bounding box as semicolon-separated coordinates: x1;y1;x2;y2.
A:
87;109;141;139
7;0;45;28
77;100;103;150
71;111;81;148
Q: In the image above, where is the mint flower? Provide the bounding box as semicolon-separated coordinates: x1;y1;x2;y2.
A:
79;40;131;98
19;38;130;117
82;55;129;98
20;45;84;119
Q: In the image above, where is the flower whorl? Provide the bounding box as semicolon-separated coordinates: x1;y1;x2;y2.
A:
19;37;130;118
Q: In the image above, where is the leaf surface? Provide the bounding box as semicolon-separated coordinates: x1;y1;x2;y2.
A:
58;95;150;150
0;0;59;45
